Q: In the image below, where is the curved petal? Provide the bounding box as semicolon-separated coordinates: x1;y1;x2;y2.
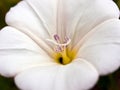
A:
78;19;120;75
0;27;54;77
6;1;54;54
6;0;119;42
70;0;120;46
6;1;52;38
0;27;46;54
15;59;98;90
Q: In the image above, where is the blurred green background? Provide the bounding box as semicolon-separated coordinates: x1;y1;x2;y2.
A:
0;0;120;90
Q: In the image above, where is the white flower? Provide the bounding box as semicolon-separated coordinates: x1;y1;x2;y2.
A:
0;0;120;90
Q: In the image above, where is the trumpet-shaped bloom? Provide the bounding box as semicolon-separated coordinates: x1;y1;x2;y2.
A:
0;0;120;90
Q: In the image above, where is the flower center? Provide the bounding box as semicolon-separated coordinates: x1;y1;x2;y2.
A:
47;34;76;65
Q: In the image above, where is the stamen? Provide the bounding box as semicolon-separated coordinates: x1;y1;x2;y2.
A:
64;36;69;43
54;46;63;52
46;39;68;46
46;34;74;65
46;34;71;52
54;34;60;43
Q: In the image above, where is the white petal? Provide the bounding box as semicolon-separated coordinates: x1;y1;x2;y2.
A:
15;59;98;90
78;19;120;75
69;0;120;46
6;0;119;41
0;27;54;77
6;1;52;38
6;1;54;54
0;27;47;55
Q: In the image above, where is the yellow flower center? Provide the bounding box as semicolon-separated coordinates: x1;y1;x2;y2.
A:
47;34;76;65
55;48;76;65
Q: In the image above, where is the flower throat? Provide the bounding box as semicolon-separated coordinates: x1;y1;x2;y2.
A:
47;34;76;65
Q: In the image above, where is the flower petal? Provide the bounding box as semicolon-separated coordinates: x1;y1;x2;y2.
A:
6;0;119;42
15;59;98;90
6;1;55;54
6;1;52;38
0;27;45;54
0;27;54;77
69;0;120;46
78;19;120;75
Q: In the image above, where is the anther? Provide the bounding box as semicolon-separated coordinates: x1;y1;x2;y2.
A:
46;34;71;52
54;34;60;43
64;36;69;43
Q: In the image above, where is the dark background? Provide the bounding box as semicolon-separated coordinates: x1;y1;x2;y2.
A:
0;0;120;90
